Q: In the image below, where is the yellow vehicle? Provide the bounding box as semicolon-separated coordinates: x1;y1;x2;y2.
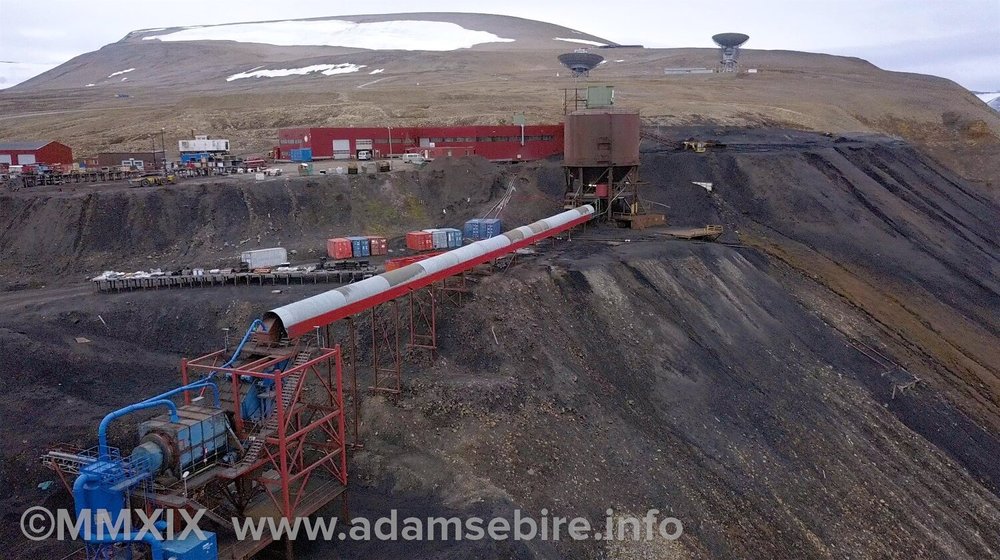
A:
129;173;177;187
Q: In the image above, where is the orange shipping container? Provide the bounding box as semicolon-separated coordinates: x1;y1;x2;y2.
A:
367;236;388;256
406;231;434;251
327;238;353;260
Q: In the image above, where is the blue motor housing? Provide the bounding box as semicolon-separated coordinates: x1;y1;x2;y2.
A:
136;404;229;476
162;530;218;559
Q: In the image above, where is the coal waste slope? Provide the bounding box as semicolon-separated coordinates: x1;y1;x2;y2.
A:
640;130;1000;429
341;133;999;559
347;239;1000;560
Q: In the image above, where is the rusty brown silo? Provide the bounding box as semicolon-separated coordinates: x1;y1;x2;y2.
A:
564;109;641;168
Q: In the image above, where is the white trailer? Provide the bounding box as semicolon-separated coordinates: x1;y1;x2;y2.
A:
240;248;288;269
179;135;230;153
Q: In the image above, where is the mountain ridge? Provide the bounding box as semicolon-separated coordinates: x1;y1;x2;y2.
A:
1;12;998;186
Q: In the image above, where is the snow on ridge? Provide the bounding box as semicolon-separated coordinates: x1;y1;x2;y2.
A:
369;68;384;75
226;63;366;82
974;92;999;103
85;83;95;87
144;20;514;51
108;68;136;78
554;37;606;47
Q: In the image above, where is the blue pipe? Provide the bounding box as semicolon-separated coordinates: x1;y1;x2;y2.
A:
142;379;221;408
98;400;178;460
220;318;264;370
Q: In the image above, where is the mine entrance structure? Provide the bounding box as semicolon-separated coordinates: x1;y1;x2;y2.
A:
562;88;664;228
42;206;594;560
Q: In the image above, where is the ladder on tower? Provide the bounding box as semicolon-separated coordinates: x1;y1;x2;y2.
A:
232;351;311;473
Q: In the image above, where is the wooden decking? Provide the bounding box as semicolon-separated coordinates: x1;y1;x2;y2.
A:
93;268;375;292
664;225;724;240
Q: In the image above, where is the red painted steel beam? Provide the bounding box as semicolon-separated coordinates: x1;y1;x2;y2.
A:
266;205;594;338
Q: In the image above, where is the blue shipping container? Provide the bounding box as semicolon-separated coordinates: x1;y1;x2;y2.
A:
463;218;502;240
463;218;481;240
347;236;370;257
442;228;463;248
481;218;502;239
290;148;313;162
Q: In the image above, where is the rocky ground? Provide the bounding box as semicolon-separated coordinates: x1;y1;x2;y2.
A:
1;128;997;558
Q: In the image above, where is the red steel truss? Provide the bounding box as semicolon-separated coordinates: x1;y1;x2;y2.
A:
183;342;347;522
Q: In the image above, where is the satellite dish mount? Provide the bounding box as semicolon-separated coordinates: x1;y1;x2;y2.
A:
712;33;750;72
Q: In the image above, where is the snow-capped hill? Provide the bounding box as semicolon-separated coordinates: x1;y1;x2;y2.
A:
142;19;515;51
10;12;614;91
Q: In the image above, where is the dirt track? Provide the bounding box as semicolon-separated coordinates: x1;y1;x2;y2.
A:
1;128;998;559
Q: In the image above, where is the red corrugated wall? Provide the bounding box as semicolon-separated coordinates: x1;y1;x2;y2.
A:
276;125;564;161
0;142;74;165
36;142;73;164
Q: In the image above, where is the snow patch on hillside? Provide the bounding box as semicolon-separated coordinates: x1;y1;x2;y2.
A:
369;68;385;75
554;37;606;47
108;68;135;78
226;63;366;81
144;20;514;51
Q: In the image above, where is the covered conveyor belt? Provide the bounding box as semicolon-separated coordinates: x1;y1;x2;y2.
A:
263;205;595;339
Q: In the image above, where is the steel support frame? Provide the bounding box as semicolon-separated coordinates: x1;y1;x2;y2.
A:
407;287;438;356
563;165;640;221
338;317;363;448
186;345;347;521
437;270;469;307
370;301;402;395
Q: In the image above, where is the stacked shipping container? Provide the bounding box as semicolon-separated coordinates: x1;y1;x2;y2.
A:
327;236;387;260
327;238;353;260
463;218;503;240
367;236;388;256
347;236;370;257
422;228;462;250
406;231;434;251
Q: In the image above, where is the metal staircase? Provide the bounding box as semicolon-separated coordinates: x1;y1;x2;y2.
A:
233;351;311;473
41;445;97;476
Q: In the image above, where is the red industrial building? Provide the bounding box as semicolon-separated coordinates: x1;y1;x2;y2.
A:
276;124;564;162
0;141;73;166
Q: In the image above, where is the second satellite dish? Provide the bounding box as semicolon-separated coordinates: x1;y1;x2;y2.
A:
558;52;605;77
712;33;750;72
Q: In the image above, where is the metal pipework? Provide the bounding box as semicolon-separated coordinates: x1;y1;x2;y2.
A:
98;399;178;460
141;379;221;408
263;205;595;339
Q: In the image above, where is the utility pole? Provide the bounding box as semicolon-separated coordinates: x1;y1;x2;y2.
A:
160;128;167;173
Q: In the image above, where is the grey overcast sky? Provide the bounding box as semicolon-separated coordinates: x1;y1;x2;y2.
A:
1;0;998;91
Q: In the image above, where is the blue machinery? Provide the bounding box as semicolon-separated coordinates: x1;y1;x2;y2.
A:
42;207;595;559
73;382;228;560
44;317;349;560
